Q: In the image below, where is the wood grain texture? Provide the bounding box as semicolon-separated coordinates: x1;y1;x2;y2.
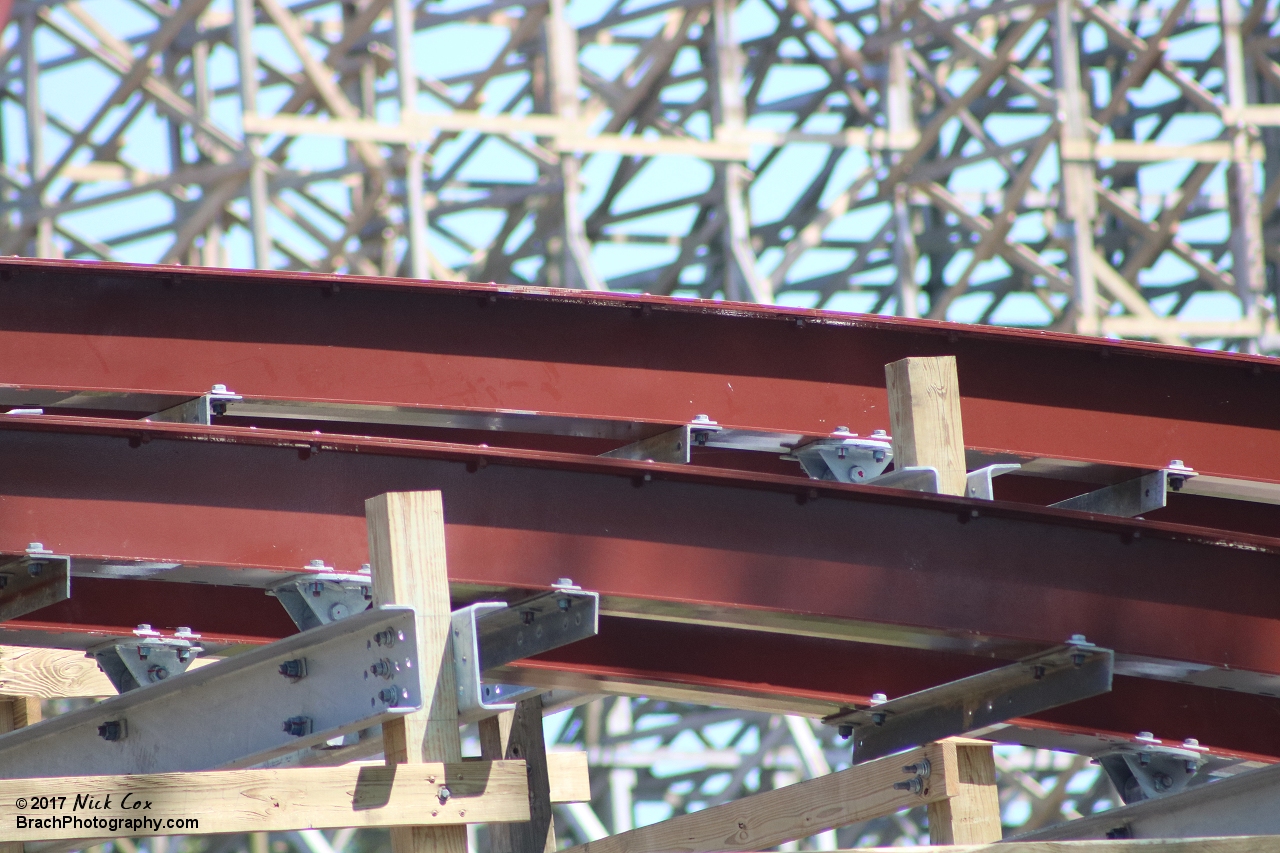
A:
928;740;1001;844
857;840;1280;852
367;491;469;853
0;646;114;698
0;762;530;841
0;696;36;853
884;356;967;496
562;742;956;853
546;751;591;804
482;696;555;853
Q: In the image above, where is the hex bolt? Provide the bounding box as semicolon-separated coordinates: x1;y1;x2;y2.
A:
1032;665;1047;680
278;658;307;681
892;777;923;795
1138;752;1151;766
557;597;572;611
901;759;931;779
1185;760;1199;775
98;720;127;742
211;384;230;395
282;716;313;737
26;543;43;553
522;610;536;625
438;786;452;804
329;602;350;621
371;658;395;679
308;559;326;569
871;712;886;726
27;561;42;577
837;724;853;739
1153;773;1173;792
870;692;888;705
146;664;169;683
379;685;405;707
374;628;398;647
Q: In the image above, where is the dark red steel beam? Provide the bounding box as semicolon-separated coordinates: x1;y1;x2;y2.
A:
3;258;1280;482
2;411;1280;758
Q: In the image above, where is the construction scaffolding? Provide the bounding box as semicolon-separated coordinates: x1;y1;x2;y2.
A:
2;0;1279;347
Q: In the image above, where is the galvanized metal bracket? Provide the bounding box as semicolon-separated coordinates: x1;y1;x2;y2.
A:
1051;463;1198;518
866;465;939;493
87;625;204;693
788;429;894;484
0;605;423;778
454;586;599;723
147;384;243;425
823;640;1114;764
0;544;70;623
1097;735;1208;804
965;464;1022;500
268;566;374;630
600;415;723;465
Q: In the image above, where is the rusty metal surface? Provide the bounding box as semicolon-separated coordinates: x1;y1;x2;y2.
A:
3;258;1280;483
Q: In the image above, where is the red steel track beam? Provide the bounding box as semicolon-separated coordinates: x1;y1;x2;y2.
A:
1;417;1280;755
3;258;1280;481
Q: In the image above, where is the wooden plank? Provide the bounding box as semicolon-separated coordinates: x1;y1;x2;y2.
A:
0;762;530;841
927;739;1002;844
885;356;967;496
0;696;37;853
860;840;1280;852
561;741;961;853
367;491;469;853
0;646;113;698
481;697;556;853
547;751;591;804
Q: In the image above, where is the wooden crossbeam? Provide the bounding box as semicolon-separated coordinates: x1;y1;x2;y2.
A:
860;840;1280;852
885;356;967;496
0;762;530;841
560;739;998;853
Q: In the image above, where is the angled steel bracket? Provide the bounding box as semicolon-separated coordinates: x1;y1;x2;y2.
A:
823;640;1114;764
866;465;939;493
1097;734;1208;803
269;566;374;630
454;585;599;723
965;464;1022;500
0;544;70;623
147;384;243;425
88;625;204;692
600;415;723;464
1051;463;1198;518
0;605;423;778
789;429;894;484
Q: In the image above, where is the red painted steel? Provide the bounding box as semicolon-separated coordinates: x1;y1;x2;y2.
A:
3;257;1280;482
1;415;1280;759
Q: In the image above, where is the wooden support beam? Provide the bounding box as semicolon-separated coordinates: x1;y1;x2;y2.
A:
367;491;469;853
926;739;1002;844
885;356;967;496
481;696;557;853
861;840;1280;852
561;740;988;853
0;646;113;698
0;696;38;853
0;762;530;841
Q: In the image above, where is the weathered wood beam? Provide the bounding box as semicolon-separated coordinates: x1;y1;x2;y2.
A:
481;697;556;853
0;762;530;841
885;356;967;496
926;739;1002;844
560;740;991;853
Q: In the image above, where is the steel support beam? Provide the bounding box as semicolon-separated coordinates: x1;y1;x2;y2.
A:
0;418;1276;756
3;259;1280;483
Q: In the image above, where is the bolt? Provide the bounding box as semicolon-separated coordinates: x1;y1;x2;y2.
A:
834;426;851;434
330;602;350;621
283;716;313;737
97;720;127;742
211;384;230;395
1153;773;1173;792
693;414;713;424
871;712;886;726
438;786;452;804
870;692;888;705
371;658;396;679
1137;731;1155;741
279;658;307;680
1069;634;1088;645
892;777;923;795
0;576;8;589
379;685;406;706
146;664;169;682
553;577;575;588
136;624;154;634
902;759;931;779
374;628;398;647
838;724;853;739
27;561;42;577
557;597;572;611
174;627;197;639
1185;760;1199;775
872;429;887;437
27;543;42;552
1138;752;1151;766
309;559;326;569
360;563;372;574
522;610;535;625
1032;665;1046;680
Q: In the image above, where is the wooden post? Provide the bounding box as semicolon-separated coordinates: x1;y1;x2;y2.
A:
884;356;967;496
1;696;40;853
927;739;1002;845
480;697;556;853
367;491;468;853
